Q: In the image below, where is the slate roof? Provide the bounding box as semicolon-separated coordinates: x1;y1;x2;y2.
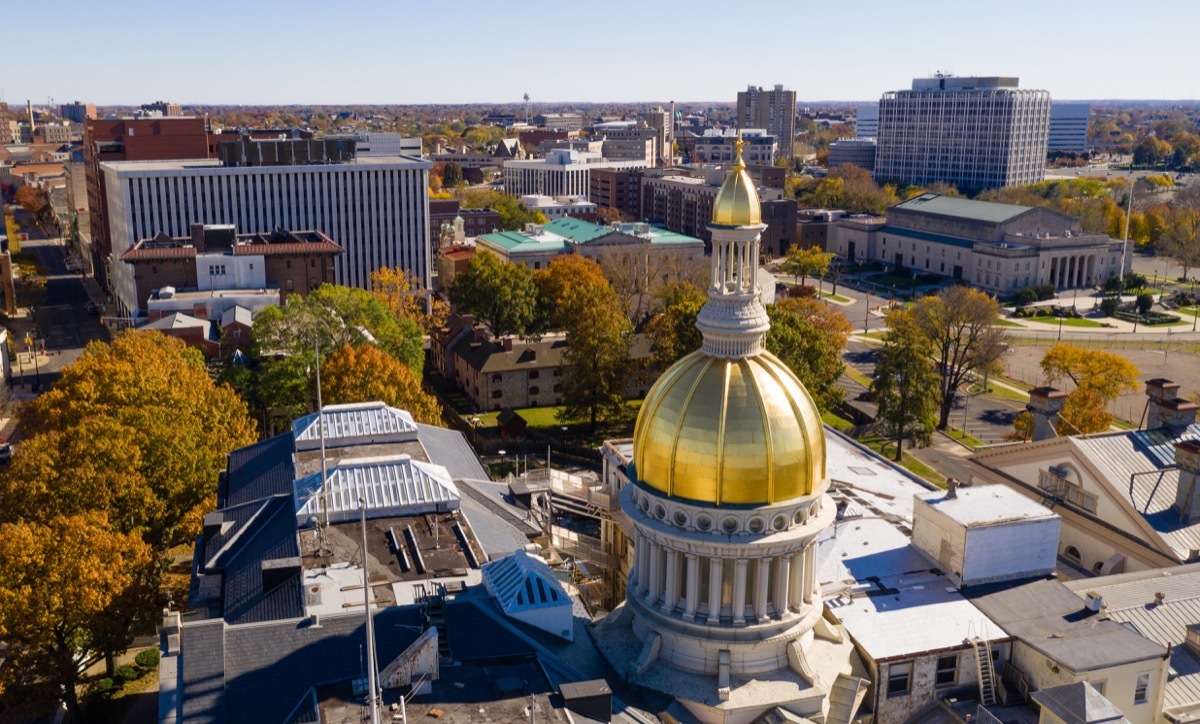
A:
179;607;425;723
1031;682;1128;724
1070;424;1200;561
967;578;1166;673
452;333;569;374
139;312;211;331
220;305;252;328
892;193;1034;224
219;496;304;625
417;423;490;481
1064;563;1200;716
222;433;297;508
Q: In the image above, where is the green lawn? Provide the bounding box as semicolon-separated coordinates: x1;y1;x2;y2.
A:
471;401;643;446
818;290;852;303
822;411;855;432
843;367;874;388
970;381;1030;404
860;436;947;487
1022;316;1105;328
944;428;984;448
1181;306;1200;317
992;318;1022;327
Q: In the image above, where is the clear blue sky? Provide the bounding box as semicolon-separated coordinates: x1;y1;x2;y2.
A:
7;0;1199;106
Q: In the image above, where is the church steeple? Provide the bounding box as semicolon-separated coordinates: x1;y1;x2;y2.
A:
695;131;770;358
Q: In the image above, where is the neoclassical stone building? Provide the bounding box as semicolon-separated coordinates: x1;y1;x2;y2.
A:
594;138;866;724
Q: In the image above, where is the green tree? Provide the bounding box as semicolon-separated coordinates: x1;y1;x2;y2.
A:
889;286;1008;430
442;161;463;187
872;320;939;461
321;343;442;425
370;266;449;334
538;256;632;429
0;512;152;720
765;297;853;413
646;281;706;372
448;249;539;338
781;244;834;288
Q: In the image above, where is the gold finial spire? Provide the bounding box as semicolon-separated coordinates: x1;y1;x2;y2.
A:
733;129;746;169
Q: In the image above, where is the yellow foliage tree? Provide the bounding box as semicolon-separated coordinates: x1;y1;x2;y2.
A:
1041;344;1140;403
370;266;449;334
321;343;442;425
18;332;257;549
0;512;152;719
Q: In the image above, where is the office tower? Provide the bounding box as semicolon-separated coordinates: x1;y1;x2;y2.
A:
855;103;879;139
736;84;797;157
60;101;97;124
1048;103;1090;154
874;75;1050;191
100;138;431;316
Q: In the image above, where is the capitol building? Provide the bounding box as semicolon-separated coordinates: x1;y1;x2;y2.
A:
595;137;867;724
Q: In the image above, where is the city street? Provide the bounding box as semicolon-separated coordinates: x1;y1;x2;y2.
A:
10;208;109;389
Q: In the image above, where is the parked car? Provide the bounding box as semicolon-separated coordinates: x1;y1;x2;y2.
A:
0;443;12;465
86;301;99;315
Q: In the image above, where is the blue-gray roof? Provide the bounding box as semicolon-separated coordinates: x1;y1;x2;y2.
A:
877;224;976;249
418;423;490;480
892;193;1034;223
180;607;426;723
222;433;296;508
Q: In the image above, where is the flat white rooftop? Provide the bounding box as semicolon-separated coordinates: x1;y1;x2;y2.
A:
820;517;1003;660
916;484;1058;526
101;155;429;174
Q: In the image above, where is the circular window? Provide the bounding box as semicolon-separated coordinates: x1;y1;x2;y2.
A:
673;511;688;527
655;504;667;520
773;515;788;531
696;516;713;532
748;517;765;534
793;510;806;525
639;497;650;513
722;517;739;533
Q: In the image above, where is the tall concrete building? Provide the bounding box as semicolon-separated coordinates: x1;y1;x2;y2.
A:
84;115;214;288
60;101;97;124
1048;102;1091;154
874;75;1051;191
503;149;645;198
643;103;676;166
736;84;796;157
100;138;430;317
141;100;184;117
855;103;879;139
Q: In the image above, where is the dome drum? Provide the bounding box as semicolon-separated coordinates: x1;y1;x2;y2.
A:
624;481;830;544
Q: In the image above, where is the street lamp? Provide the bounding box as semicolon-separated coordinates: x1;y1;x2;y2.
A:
25;332;41;391
498;449;506;477
864;291;872;334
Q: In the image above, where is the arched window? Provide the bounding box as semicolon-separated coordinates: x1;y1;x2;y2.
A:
1065;545;1082;561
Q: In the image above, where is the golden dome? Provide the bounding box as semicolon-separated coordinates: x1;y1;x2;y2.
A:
711;134;761;227
632;350;826;506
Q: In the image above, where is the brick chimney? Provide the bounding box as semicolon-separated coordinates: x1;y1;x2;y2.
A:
1175;440;1200;520
1146;379;1199;434
190;223;207;252
1026;387;1068;441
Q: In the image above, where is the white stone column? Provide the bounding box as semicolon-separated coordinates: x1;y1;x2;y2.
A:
683;554;699;621
634;530;647;595
661;548;680;613
732;559;748;626
773;556;790;616
707;557;723;624
788;551;804;612
755;558;771;623
648;541;663;604
803;544;816;604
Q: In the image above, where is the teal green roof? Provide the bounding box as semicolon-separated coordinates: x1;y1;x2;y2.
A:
543;217;611;243
893;193;1034;224
477;216;702;255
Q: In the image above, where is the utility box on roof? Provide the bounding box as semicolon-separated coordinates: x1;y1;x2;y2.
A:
913;483;1060;587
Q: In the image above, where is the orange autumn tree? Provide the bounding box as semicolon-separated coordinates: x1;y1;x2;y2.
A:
321;343;442;425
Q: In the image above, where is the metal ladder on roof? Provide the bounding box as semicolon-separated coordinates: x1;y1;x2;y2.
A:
970;628;998;708
972;637;998;707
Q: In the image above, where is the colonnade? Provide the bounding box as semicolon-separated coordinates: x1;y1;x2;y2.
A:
1049;253;1097;290
632;530;816;626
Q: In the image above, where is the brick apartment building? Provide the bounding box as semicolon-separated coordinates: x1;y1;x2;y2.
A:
429;199;500;245
589;168;642;220
120;224;341;315
432;312;653;412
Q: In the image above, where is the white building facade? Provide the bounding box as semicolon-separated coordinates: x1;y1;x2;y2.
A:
101;156;430;316
1048;103;1091;154
503;149;646;199
874;76;1051;190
